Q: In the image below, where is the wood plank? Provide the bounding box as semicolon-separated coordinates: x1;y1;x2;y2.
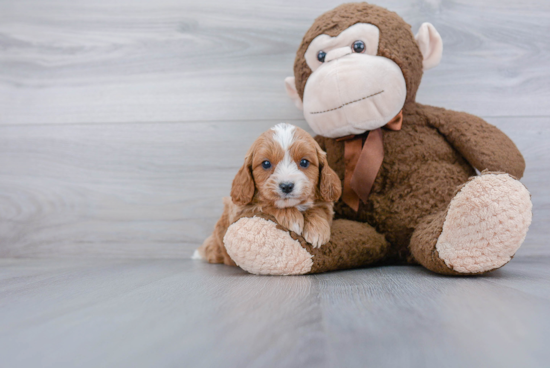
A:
0;258;328;368
315;260;550;368
0;257;549;368
0;0;549;126
484;257;550;301
0;119;303;258
0;117;547;259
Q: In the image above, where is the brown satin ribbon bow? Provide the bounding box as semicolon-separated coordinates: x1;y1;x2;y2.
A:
337;110;403;212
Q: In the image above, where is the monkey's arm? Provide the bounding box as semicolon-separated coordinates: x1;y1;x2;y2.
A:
422;104;525;178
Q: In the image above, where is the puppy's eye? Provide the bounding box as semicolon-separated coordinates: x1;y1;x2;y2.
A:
262;160;272;169
299;159;310;168
317;51;326;62
352;40;365;53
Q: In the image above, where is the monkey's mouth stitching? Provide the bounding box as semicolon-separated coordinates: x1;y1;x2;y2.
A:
309;90;384;115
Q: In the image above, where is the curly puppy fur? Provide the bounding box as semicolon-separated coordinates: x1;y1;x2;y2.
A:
197;124;341;264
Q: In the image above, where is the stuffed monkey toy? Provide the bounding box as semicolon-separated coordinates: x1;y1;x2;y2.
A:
199;2;532;276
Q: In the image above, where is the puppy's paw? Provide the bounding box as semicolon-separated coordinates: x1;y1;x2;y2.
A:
303;219;331;248
289;221;304;236
276;209;304;236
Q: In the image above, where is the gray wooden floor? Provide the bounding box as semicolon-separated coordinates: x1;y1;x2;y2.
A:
1;257;550;368
0;0;549;367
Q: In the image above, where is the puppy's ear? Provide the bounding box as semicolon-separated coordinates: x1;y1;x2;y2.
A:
230;154;255;206
317;148;341;202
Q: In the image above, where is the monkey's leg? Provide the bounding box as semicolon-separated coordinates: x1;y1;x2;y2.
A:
410;172;532;275
223;216;390;275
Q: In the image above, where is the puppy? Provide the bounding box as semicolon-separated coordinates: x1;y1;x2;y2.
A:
195;123;342;265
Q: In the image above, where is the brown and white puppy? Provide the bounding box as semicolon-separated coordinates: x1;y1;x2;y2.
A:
231;123;341;246
195;123;341;265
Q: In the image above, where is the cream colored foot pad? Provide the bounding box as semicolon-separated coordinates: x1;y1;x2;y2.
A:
436;174;532;273
224;217;313;275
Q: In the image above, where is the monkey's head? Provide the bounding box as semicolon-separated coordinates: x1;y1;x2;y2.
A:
285;3;443;138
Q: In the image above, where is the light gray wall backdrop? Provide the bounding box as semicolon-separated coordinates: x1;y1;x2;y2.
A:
0;0;548;259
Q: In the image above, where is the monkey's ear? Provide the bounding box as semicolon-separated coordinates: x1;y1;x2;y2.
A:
230;155;255;206
284;77;303;110
415;23;443;71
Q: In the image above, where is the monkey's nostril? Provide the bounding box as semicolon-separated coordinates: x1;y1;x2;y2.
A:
279;182;294;194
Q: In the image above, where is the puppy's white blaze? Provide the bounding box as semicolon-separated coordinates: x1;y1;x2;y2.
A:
270;123;308;208
271;123;296;150
274;151;300;179
273;151;307;200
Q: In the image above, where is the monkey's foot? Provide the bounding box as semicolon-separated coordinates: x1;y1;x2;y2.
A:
224;217;314;275
436;173;532;273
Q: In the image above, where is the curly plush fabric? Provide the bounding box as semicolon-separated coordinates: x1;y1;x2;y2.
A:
436;173;532;273
223;217;313;275
294;3;423;104
315;103;526;263
205;3;532;276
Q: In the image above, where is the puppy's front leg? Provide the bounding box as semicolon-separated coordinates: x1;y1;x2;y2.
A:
272;208;305;235
303;205;333;248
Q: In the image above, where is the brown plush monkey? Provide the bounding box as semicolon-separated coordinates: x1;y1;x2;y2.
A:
198;3;532;276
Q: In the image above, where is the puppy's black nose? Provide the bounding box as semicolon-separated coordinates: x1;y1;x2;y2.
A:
279;182;294;194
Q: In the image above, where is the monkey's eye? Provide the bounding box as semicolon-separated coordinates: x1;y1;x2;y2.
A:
299;159;310;168
317;51;326;62
262;160;272;169
352;40;366;53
